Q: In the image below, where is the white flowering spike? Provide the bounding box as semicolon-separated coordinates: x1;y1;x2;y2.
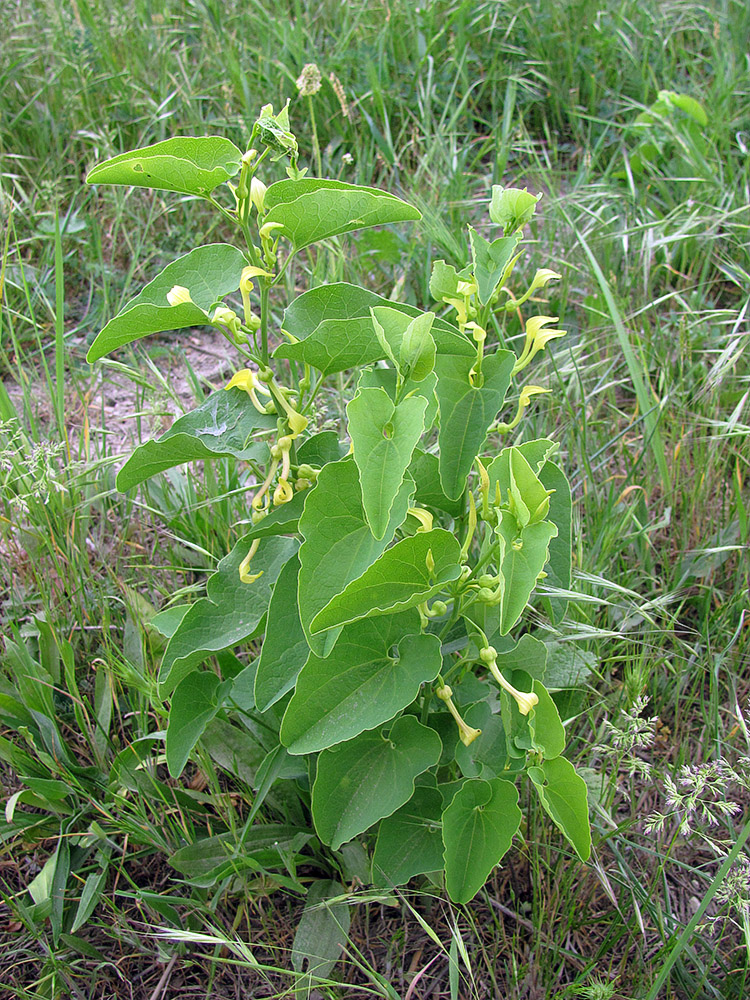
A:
296;63;322;96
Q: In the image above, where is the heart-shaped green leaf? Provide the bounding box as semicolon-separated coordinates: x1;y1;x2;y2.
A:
254;553;308;712
530;680;566;759
311;528;462;635
280;612;441;754
165;671;224;777
468;228;520;305
276;283;468;377
528;757;591;860
372;781;445;886
442;777;522;904
348;387;427;540
435;348;515;500
263;178;420;251
86;136;243;196
370;307;436;382
496;512;557;634
116;389;276;491
298;458;413;657
159;536;297;694
87;244;248;361
312;715;442;849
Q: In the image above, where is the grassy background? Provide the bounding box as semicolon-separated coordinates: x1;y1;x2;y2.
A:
1;0;749;996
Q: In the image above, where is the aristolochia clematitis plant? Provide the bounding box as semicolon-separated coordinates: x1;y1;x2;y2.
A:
86;101;591;905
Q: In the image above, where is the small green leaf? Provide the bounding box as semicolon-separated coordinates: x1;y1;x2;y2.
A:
312;715;441;849
116;389;276;491
292;880;350;980
430;259;471;302
370;306;436;382
280;612;441;754
528;757;591;861
159;536;297;694
373;782;445;886
357;368;438;430
348;387;427;540
87;244;248;361
148;605;190;639
298;458;413;657
486;439;559;496
496;512;557;634
400;313;437;382
263;178;420;251
435;348;515;500
544;642;596;690
276;283;463;377
468;228;519;305
86;136;242;195
165;671;222;777
254;553;308;712
310;528;462;634
442;778;522;904
530;681;566;759
296;430;346;468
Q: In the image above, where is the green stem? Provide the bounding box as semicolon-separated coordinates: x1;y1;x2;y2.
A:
260;283;270;366
308;94;322;177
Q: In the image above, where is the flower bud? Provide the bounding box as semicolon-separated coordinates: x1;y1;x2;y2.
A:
166;285;192;307
250;176;267;214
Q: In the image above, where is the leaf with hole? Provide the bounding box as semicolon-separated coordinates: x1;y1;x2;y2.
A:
435;348;515;500
263;178;420;250
116;389;276;490
373;782;445;886
292;880;351;980
86;136;243;195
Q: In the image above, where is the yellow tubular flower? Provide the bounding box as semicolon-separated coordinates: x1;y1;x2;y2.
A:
408;507;434;533
512;316;567;375
225;368;272;414
497;385;551;433
239;538;264;584
480;646;538;715
436;684;482;746
273;479;294;505
239;265;272;325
